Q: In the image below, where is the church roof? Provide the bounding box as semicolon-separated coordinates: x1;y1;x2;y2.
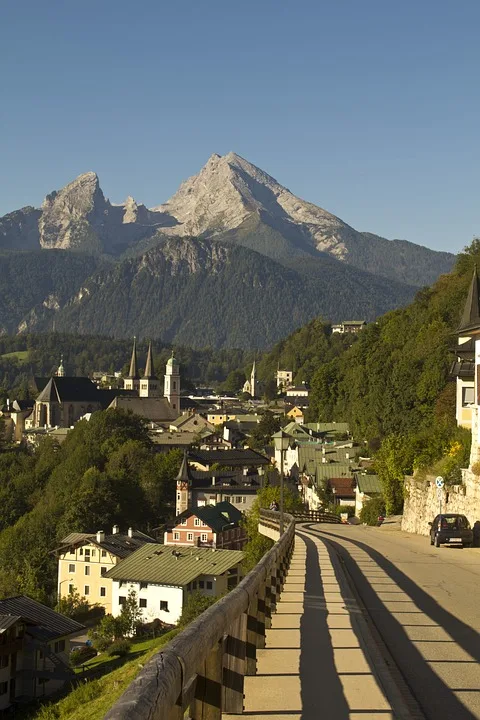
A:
35;377;103;403
127;338;140;379
175;451;194;483
108;396;178;422
144;342;156;379
166;352;179;369
458;266;480;334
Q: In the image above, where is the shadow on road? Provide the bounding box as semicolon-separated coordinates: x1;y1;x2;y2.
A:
305;525;480;720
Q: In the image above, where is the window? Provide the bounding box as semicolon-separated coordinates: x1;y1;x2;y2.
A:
199;580;204;589
462;386;475;405
79;548;83;555
84;566;90;576
187;532;193;541
101;567;107;576
201;533;208;542
101;550;107;557
174;532;180;541
235;497;242;504
0;655;8;669
68;564;75;572
192;581;197;590
54;640;65;653
84;549;91;557
194;518;201;527
181;518;187;525
206;581;212;590
91;549;96;557
84;586;90;596
100;587;106;597
0;681;7;695
69;549;75;555
177;493;181;501
160;601;169;612
119;596;126;606
139;598;147;608
201;520;207;527
68;584;74;594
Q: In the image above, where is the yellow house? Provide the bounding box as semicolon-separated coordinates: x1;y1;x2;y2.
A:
286;406;304;424
55;527;156;614
207;412;237;425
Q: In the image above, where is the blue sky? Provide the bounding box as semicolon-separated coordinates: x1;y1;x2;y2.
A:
1;0;479;253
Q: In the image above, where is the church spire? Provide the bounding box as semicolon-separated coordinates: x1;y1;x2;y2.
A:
458;265;480;334
128;337;139;379
144;341;155;379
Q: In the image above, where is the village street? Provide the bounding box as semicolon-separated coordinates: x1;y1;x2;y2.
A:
301;523;480;720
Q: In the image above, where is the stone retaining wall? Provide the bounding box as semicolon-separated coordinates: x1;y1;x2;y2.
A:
402;471;480;538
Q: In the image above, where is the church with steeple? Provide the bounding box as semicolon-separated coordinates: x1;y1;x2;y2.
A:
26;340;182;430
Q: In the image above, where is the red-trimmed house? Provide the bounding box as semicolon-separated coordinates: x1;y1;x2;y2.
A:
164;502;246;550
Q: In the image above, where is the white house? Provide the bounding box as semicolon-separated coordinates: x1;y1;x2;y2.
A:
104;544;244;626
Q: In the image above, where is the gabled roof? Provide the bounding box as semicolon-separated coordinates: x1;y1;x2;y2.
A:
458;267;480;334
0;615;22;633
0;596;84;640
175;501;243;532
355;474;382;494
189;449;270;467
35;377;105;403
104;544;244;586
57;530;156;559
108;396;178;422
328;477;355;497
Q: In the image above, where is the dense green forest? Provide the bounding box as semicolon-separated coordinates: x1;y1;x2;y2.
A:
0;409;181;603
0;238;416;349
0;333;254;403
259;242;480;513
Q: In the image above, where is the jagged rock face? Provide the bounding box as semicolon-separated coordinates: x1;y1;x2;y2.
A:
0;206;41;250
0;154;454;287
155;152;356;258
37;173;174;254
39;172;107;251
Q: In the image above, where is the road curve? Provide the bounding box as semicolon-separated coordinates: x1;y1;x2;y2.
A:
300;523;480;720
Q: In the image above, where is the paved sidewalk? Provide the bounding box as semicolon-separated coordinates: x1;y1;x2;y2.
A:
225;530;395;719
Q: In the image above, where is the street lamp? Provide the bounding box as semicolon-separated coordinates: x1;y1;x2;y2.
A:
272;430;291;534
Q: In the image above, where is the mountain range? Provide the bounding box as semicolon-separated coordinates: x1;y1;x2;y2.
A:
0;153;455;348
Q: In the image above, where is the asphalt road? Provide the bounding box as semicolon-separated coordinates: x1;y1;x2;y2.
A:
301;523;480;720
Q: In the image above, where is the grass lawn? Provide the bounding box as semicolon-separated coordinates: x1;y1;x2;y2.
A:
0;350;29;362
32;630;180;720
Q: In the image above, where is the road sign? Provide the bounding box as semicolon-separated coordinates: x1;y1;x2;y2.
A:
435;476;444;489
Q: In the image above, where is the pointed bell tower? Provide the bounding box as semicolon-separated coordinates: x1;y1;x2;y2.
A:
140;341;160;397
250;360;257;398
164;351;180;413
175;450;193;515
124;337;140;392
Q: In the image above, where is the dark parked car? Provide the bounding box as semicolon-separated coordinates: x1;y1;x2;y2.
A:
429;514;473;548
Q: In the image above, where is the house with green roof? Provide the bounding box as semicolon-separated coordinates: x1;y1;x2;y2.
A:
104;544;244;625
354;473;383;516
164;501;246;550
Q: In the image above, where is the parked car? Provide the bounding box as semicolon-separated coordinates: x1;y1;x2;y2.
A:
429;514;473;548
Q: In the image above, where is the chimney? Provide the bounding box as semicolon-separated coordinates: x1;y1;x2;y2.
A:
322;457;327;464
212;475;216;486
112;525;119;534
128;527;133;538
322;447;326;455
96;530;105;543
345;452;350;460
